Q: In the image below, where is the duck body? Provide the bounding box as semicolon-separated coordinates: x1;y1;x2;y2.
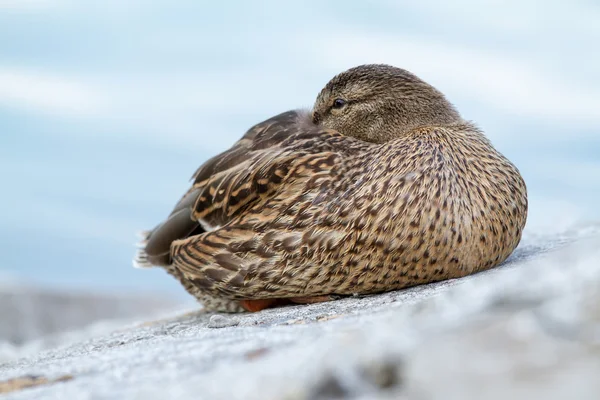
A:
135;65;527;312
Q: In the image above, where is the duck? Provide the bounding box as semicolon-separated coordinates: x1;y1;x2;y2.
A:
134;64;528;313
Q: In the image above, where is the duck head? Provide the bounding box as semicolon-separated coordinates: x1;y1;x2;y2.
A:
312;64;462;143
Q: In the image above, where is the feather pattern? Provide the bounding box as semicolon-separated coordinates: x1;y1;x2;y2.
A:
134;65;528;312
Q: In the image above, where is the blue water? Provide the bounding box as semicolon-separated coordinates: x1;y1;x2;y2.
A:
1;1;599;294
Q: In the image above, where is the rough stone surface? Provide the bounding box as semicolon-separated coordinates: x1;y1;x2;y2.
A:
0;288;182;363
207;315;240;329
1;224;599;400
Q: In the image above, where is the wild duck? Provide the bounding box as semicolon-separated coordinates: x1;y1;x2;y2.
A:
134;64;528;313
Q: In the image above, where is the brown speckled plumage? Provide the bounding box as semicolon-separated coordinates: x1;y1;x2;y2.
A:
134;64;528;312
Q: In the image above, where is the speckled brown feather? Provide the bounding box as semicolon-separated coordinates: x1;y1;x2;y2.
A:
135;64;528;312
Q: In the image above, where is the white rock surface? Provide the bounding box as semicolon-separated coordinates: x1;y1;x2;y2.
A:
1;225;599;399
0;288;182;363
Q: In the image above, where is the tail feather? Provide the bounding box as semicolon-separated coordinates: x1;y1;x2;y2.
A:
133;230;154;269
132;208;206;269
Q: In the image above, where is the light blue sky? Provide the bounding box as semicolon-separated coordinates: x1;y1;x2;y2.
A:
1;0;599;296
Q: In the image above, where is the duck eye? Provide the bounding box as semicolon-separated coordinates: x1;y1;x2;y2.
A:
332;98;347;109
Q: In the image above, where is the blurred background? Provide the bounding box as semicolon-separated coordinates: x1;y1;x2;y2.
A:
1;0;599;299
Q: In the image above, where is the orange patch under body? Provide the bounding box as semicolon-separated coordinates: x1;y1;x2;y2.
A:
240;296;334;312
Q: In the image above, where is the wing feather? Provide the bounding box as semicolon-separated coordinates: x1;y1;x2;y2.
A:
136;110;328;267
